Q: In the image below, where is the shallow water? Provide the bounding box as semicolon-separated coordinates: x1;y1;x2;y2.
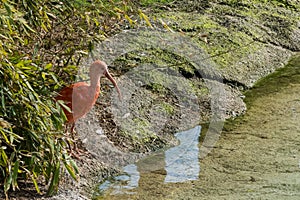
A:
97;126;201;197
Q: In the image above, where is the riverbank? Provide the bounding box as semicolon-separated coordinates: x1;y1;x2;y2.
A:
96;54;300;199
1;0;299;199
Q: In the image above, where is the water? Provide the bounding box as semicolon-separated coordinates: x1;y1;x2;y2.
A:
95;54;300;199
97;126;201;197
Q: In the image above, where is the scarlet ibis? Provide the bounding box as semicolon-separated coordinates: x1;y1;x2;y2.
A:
55;60;121;158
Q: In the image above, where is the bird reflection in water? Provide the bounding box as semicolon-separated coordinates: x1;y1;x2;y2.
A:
99;126;201;196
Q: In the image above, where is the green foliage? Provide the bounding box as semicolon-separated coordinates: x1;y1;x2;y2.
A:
0;0;135;198
0;58;76;197
0;0;131;70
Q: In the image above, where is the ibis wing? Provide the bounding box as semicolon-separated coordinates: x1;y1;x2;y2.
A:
56;82;90;121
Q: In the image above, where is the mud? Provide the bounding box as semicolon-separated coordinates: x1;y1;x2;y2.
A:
96;54;300;199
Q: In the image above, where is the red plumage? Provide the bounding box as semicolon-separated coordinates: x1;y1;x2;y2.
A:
55;60;121;158
56;60;121;130
55;82;100;124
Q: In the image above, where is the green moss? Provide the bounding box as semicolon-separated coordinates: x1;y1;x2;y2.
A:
114;115;165;153
133;117;150;128
111;0;300;151
146;83;167;93
190;81;210;97
149;0;299;72
160;102;175;115
244;53;300;108
139;0;173;6
153;10;263;69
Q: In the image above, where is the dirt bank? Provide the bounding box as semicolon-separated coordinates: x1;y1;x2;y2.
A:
97;54;300;200
2;1;299;199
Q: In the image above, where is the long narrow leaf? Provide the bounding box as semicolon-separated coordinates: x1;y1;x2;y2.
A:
138;10;153;28
47;162;60;196
31;173;41;194
12;160;20;191
63;160;78;180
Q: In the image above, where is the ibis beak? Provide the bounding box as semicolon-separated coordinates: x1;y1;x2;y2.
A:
105;70;122;100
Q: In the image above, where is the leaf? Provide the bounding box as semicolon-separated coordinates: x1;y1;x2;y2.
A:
76;50;88;55
18;17;36;33
92;18;99;26
1;88;5;112
0;148;9;164
14;72;19;80
114;7;124;14
47;162;60;196
44;63;53;70
12;160;20;191
63;160;78;180
48;138;55;157
159;18;174;33
42;72;46;80
125;14;135;27
1;129;10;144
0;34;9;40
138;10;153;28
41;22;48;32
69;158;79;173
85;14;90;26
50;73;58;83
31;173;41;194
46;12;56;20
3;18;12;34
4;173;12;194
44;165;52;183
23;78;34;92
4;2;12;16
57;100;72;113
